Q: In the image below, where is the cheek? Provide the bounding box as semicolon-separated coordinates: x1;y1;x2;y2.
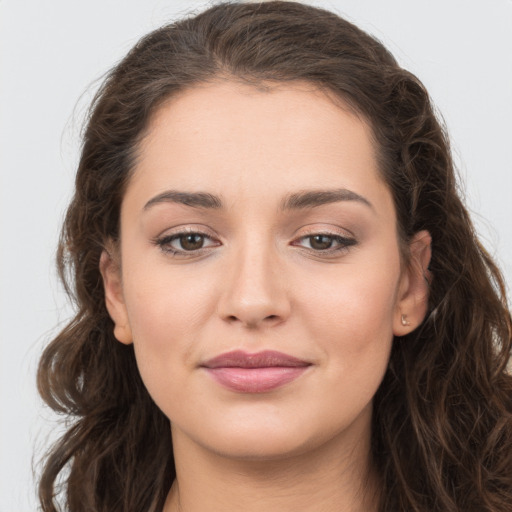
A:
301;254;400;339
121;265;218;407
296;249;400;387
124;258;217;338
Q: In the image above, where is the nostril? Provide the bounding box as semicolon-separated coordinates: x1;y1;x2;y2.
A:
224;313;281;327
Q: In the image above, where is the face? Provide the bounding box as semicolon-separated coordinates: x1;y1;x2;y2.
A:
101;81;430;461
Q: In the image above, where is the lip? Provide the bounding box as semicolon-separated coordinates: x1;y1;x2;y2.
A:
201;350;311;393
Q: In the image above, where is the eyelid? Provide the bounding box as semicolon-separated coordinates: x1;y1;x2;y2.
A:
292;233;356;249
154;223;217;239
290;226;358;256
152;225;221;257
294;224;355;239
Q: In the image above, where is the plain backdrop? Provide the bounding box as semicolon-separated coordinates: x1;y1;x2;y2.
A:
1;0;511;510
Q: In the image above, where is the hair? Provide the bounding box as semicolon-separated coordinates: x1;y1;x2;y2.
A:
37;2;512;511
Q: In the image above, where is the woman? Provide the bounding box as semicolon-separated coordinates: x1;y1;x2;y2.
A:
37;2;512;511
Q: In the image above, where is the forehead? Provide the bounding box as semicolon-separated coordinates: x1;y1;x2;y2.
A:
142;80;372;160
127;80;391;216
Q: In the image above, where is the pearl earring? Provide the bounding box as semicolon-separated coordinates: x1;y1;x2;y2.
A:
401;314;411;326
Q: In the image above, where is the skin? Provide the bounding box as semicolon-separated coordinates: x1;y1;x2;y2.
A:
100;80;431;512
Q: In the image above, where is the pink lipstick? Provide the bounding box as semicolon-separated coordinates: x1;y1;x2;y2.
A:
201;350;311;393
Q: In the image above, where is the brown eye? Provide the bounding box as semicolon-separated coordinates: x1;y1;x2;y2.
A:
309;235;334;250
179;233;205;251
155;230;220;256
292;232;357;255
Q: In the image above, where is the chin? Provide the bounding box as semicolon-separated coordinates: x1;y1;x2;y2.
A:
204;430;315;461
175;407;365;463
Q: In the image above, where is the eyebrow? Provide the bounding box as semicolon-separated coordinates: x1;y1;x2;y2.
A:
280;188;374;211
144;190;222;210
143;188;373;212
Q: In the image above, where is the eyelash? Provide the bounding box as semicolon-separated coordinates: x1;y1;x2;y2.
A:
152;228;219;257
153;229;357;258
291;232;357;255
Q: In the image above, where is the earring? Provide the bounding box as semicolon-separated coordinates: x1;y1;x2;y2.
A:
401;314;411;326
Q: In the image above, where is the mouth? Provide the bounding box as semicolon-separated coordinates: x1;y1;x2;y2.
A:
201;350;312;393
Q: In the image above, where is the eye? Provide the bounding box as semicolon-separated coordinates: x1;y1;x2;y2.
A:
176;233;207;251
306;234;337;250
293;233;357;254
154;230;220;256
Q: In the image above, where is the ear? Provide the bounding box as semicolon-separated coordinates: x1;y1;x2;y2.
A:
393;230;432;336
99;248;133;345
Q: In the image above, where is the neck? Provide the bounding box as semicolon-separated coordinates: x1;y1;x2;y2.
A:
163;419;380;512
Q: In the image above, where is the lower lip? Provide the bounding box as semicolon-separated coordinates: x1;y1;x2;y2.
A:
204;366;309;393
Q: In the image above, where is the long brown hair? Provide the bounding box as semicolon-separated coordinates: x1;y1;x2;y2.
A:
37;2;512;511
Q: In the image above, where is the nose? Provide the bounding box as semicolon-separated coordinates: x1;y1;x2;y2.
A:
217;240;291;329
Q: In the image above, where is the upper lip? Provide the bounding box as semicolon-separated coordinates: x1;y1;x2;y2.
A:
201;350;311;369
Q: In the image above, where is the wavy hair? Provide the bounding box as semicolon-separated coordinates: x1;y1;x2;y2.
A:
37;2;512;511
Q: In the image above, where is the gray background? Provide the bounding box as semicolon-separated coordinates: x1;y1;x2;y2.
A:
1;0;511;509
